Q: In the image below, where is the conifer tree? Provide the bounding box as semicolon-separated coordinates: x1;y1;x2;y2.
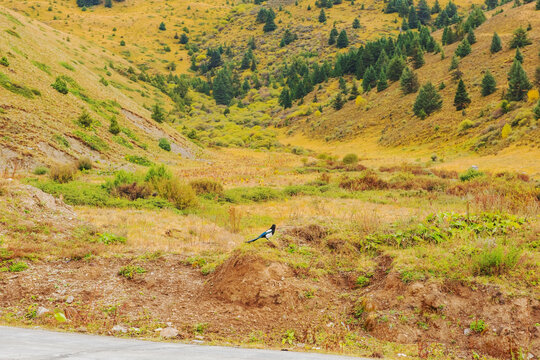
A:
408;6;419;29
533;99;540;119
337;30;349;48
481;71;496;96
431;0;441;13
509;27;531;48
387;55;406;81
104;0;112;8
179;33;189;44
467;28;476;44
159;22;166;31
279;87;292;108
350;81;359;99
263;15;277;32
413;82;442;117
455;38;471;58
109;116;120;135
411;45;425;69
213;68;233;105
362;65;377;92
506;59;532;101
332;93;345;110
453;79;471;110
329;28;338;45
485;0;498;9
319;8;327;23
339;77;348;93
241;49;253;70
401;18;409;31
490;32;502;53
400;67;419;94
151;104;165;123
449;55;459;70
352;18;360;29
536;0;540;10
416;0;431;24
248;37;256;50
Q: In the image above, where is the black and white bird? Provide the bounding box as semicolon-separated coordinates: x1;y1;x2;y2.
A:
246;224;276;243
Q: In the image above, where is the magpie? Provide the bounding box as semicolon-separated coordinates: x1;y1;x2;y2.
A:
246;224;276;243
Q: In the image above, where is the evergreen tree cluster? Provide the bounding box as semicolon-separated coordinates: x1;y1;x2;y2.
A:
76;0;100;7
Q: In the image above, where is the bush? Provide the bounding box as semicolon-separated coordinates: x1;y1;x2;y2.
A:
33;166;48;175
51;77;68;94
224;186;283;203
97;232;126;245
77;157;92;171
458;119;474;132
459;168;484;181
109;117;120;135
118;265;146;279
77;110;93;128
472;246;520;276
189;178;224;195
0;56;9;67
339;172;388;191
470;319;486;333
154;178;198;210
49;164;76;183
158;138;171;151
125;155;152;166
342;153;359;165
144;164;172;185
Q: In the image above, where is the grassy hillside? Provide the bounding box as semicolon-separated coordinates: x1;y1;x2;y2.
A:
0;5;200;173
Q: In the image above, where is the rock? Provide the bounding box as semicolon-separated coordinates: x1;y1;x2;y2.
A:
194;335;204;340
160;327;179;339
36;307;50;317
191;340;204;344
112;325;127;333
66;296;74;304
464;328;472;336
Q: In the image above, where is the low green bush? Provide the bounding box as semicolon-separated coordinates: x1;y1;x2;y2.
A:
33;166;48;175
158;138;171;151
224;186;283;203
459;168;484;181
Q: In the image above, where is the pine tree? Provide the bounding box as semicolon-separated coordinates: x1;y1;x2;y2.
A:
536;0;540;10
453;79;471;110
514;47;523;63
481;71;497;96
401;18;409;31
332;93;345;110
400;67;420;94
350;81;359;99
506;59;532;101
159;22;166;31
362;65;377;92
485;0;498;9
336;30;349;48
408;6;419;29
339;77;348;94
509;27;532;48
328;28;338;45
490;32;502;53
109;116;120;135
413;82;442;117
411;45;425;69
352;18;360;29
213;68;233;105
431;0;441;13
319;9;327;23
534;99;540;119
279;87;292;108
377;69;388;92
248;37;256;50
416;0;431;24
242;78;250;93
455;38;471;58
263;15;277;32
449;55;459;70
387;55;406;81
179;33;189;44
104;0;112;8
241;49;253;69
151;104;165;123
467;28;476;44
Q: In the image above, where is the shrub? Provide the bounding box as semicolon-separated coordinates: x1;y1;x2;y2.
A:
51;77;68;94
49;164;76;183
154;178;198;210
113;182;152;200
342;153;359;165
459;168;484;181
458;119;474;132
97;232;126;245
0;57;9;67
77;157;92;171
158;138;171;151
472;246;520;276
470;319;486;333
109;117;120;135
118;265;146;279
33;166;48;175
125;155;152;166
224;186;283;203
189;179;224;195
77;110;93;128
144;164;172;185
339;172;388;191
355;275;370;287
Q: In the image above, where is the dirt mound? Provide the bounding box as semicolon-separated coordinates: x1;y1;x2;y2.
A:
10;184;76;222
204;253;302;307
283;224;327;244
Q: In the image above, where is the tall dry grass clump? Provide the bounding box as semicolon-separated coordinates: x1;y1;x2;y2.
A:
190;178;224;195
49;163;76;183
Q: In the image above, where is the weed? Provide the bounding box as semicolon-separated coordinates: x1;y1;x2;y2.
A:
118;265;146;279
189;179;224;196
355;275;370;287
470;319;486;333
77;157;92;171
0;72;35;98
33;166;48;175
194;322;208;334
472;246;520;276
282;329;296;345
125;155;152;166
97;232;126;245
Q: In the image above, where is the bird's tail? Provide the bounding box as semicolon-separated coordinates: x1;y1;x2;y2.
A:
246;236;261;244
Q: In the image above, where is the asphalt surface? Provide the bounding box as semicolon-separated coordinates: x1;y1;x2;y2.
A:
0;326;365;360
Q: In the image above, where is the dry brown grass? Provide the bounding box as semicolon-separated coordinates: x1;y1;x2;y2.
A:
49;163;76;183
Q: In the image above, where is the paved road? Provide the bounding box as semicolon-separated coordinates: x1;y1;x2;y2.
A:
0;326;364;360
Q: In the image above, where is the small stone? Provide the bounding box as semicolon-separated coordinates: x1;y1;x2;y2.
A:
112;325;127;333
129;327;140;333
160;327;178;339
154;328;163;332
195;335;204;340
36;307;50;317
464;328;472;336
191;340;204;344
66;296;74;304
397;354;407;357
